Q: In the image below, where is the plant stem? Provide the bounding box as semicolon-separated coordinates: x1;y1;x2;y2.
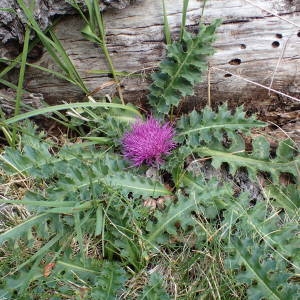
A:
199;0;208;26
12;25;30;146
93;0;124;104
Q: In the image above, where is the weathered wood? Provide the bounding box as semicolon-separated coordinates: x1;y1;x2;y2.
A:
1;0;300;128
0;88;44;114
0;0;133;45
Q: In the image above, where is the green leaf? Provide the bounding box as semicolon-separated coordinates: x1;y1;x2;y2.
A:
180;0;190;41
81;24;103;44
182;174;232;218
148;20;221;114
105;172;171;198
12;25;31;146
276;138;298;162
113;235;145;271
226;238;299;300
196;141;299;183
139;272;170;300
55;258;101;278
267;184;300;216
250;136;270;160
91;261;127;299
177;104;266;145
3;263;43;297
0;134;105;179
179;105;298;184
146;178;231;244
45;162;170;200
223;199;300;267
0;213;50;244
95;204;103;236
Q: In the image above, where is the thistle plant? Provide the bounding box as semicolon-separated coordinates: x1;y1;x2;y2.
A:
121;117;176;166
0;2;299;299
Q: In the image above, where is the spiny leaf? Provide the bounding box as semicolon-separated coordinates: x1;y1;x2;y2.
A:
148;20;221;114
182;174;233;218
1;128;169;199
0;133;105;179
146;193;197;244
69;153;169;198
0;143;52;177
146;178;232;244
91;261;127;299
176;104;266;145
222;200;300;267
105;172;171;198
267;184;300;216
178;105;298;184
139;272;170;300
0;213;50;245
0;264;43;298
226;238;299;300
46;164;170;200
196;137;299;183
0;254;104;297
55;257;101;279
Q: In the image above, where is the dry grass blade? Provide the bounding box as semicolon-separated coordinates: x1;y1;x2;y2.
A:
268;35;291;93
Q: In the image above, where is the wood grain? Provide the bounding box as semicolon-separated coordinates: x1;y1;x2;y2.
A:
1;0;300;126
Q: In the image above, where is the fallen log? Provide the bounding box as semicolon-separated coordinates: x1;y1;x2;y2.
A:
1;0;299;130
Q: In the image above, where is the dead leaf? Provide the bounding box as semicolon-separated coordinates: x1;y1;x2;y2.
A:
43;262;56;277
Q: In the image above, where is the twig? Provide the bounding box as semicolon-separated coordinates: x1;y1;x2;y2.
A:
268;35;291;94
211;67;300;103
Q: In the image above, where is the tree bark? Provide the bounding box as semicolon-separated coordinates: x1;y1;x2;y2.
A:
1;0;299;138
0;0;134;44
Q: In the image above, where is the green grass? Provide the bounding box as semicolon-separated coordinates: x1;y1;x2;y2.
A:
11;26;30;146
0;200;246;299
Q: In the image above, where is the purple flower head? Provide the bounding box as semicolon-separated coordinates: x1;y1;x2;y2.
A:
122;117;176;166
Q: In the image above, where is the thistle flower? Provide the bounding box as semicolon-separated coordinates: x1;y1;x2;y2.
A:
122;117;176;166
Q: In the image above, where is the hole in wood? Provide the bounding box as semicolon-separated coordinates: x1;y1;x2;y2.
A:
272;41;280;48
224;73;232;78
240;44;246;49
3;40;21;59
297;31;300;37
228;58;241;65
275;33;283;39
28;45;44;63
